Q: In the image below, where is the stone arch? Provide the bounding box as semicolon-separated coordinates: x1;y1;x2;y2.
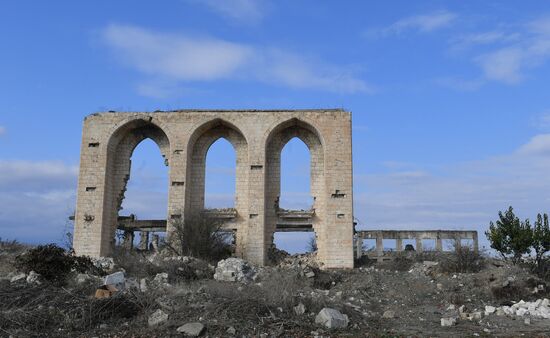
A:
264;118;325;258
101;119;171;254
184;119;249;254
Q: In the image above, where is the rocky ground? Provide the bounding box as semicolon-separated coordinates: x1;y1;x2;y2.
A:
1;242;550;337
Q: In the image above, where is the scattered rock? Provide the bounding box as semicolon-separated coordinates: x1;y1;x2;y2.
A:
441;317;457;327
214;258;256;283
10;273;27;283
177;322;205;336
226;326;236;335
153;272;169;285
93;257;115;271
382;310;395;319
524;318;531;325
485;306;496;315
148;309;169;327
26;271;40;284
315;308;349;329
294;303;306;315
140;278;148;292
104;271;125;290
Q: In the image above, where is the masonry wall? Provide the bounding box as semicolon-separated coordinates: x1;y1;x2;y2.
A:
73;110;354;268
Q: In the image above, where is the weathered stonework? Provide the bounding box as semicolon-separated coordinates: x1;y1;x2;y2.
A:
73;110;354;268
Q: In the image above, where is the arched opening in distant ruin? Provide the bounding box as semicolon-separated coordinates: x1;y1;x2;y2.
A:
265;118;325;258
117;138;169;248
274;137;314;254
102;119;171;254
185;119;248;255
204;138;236;209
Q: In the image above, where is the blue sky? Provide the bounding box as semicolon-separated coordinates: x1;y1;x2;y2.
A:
1;1;550;253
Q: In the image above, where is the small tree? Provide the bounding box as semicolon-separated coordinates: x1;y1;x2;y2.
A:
532;213;550;272
485;206;532;264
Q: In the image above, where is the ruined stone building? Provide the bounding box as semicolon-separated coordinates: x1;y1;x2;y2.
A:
73;110;354;268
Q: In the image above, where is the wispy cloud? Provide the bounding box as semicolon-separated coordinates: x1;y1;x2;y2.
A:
368;10;456;37
102;23;372;96
103;24;252;81
451;31;520;50
471;17;550;84
187;0;266;24
0;126;5;136
531;110;550;130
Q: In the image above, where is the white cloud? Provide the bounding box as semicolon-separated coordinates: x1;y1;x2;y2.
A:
102;24;371;95
354;133;550;249
0;126;5;136
470;17;550;84
0;160;77;244
451;31;520;49
103;24;252;81
192;0;266;23
370;10;456;37
517;134;550;155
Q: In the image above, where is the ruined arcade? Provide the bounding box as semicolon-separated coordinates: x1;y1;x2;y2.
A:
73;110;354;268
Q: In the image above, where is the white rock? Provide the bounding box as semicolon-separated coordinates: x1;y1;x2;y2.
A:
26;271;41;285
177;322;205;336
213;258;256;283
382;310;395;319
104;271;125;290
93;257;115;271
441;317;457;327
294;303;306;315
148;309;169;327
315;308;349;329
140;278;148;292
153;272;169;285
10;273;27;283
484;306;496;315
516;308;529;317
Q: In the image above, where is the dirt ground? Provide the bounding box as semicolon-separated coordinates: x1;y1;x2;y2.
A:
1;243;550;337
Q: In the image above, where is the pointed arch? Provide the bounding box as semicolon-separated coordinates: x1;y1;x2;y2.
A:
100;119;171;254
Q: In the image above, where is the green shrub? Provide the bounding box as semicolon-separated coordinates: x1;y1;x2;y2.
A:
15;244;101;285
486;206;532;264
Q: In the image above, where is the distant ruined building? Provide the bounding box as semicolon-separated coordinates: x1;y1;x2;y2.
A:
73;110;354;268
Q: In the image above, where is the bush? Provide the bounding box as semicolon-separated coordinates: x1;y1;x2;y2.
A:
165;212;232;262
532;213;550;273
439;243;484;273
486;206;532;264
14;244;100;285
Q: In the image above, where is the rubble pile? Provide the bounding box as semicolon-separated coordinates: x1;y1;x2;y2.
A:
495;299;550;319
213;257;257;282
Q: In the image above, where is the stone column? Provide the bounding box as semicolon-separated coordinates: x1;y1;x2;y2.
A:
138;231;149;251
151;234;159;252
436;237;443;252
415;238;423;252
122;230;134;250
355;237;363;259
376;234;384;256
396;238;403;252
